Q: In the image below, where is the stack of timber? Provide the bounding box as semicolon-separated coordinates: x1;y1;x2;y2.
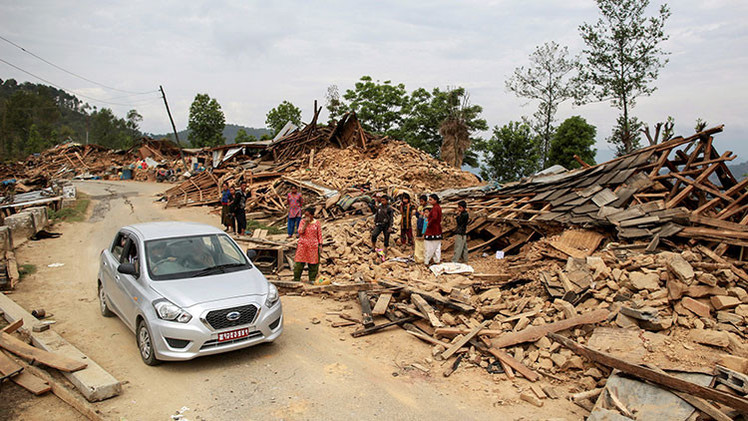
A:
461;126;748;259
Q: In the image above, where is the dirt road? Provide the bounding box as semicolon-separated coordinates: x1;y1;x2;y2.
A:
6;181;583;420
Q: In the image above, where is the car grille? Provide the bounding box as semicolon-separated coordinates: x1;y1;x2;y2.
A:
200;331;263;350
205;305;258;330
165;338;190;349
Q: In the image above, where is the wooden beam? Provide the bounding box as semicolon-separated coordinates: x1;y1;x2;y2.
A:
2;319;23;334
0;350;50;395
371;293;392;316
548;333;748;415
666;156;729;209
411;294;444;328
441;321;489;359
480;343;540;382
350;316;417;338
488;309;609;349
0;332;87;372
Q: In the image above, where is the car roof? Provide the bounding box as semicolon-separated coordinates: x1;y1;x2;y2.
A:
123;222;224;241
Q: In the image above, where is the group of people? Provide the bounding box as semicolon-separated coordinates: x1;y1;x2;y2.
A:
220;182;251;235
371;192;470;266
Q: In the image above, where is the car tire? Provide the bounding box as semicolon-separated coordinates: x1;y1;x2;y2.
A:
136;320;160;366
98;283;114;317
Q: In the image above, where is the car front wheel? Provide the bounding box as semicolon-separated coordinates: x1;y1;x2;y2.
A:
98;283;114;317
136;320;160;366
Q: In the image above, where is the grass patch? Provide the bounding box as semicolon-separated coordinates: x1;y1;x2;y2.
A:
247;219;285;235
49;192;90;223
18;264;37;279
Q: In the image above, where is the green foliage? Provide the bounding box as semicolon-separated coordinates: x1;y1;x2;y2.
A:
475;122;540;183
0;78;142;160
338;76;408;135
577;0;671;155
49;193;90;223
507;42;582;169
608;115;644;156
325;85;344;121
548;116;597;169
265;100;302;134
694;118;708;132
188;93;226;147
246;219;284;235
400;87;487;159
18;264;37;280
234;128;257;143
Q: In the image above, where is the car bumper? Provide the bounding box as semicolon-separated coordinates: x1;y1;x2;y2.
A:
148;300;283;361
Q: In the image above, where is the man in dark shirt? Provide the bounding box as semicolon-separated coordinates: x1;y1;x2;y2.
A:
371;194;394;257
232;183;248;235
452;200;469;263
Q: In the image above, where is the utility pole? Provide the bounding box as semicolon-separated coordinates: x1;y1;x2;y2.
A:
159;85;189;172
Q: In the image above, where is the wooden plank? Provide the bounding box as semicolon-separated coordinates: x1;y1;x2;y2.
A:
647;365;732;421
441;321;489;359
697;245;748;283
2;319;22;334
350;316;418;338
480;342;540;382
6;353;105;421
0;350;51;395
548;333;748;415
490;309;609;349
411;294;444;328
0;332;87;372
371;293;392;316
358;291;375;328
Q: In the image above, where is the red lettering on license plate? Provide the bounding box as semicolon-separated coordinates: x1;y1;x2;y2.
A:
217;327;250;342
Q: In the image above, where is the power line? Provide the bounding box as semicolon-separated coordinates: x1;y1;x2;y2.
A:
0;34;157;95
0;57;160;107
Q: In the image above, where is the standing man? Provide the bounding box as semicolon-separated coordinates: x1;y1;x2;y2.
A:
232;182;248;235
452;200;469;263
287;185;303;239
371;194;394;258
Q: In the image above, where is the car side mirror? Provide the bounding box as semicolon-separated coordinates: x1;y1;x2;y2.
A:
117;262;137;276
246;249;257;260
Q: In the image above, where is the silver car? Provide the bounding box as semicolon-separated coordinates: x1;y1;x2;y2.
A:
97;222;283;365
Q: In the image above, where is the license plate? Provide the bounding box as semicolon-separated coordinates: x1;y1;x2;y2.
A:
217;327;251;342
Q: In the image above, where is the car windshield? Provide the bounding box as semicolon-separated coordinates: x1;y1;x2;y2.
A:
145;234;250;281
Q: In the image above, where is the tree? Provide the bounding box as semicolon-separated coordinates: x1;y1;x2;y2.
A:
439;89;486;168
325;85;344;122
642;116;674;146
188;93;226;147
126;109;143;138
548;116;597;169
400;87;487;165
265;100;302;135
506;41;581;168
234;128;257;143
340;76;408;135
577;0;671;154
608;115;644;156
475;122;540;183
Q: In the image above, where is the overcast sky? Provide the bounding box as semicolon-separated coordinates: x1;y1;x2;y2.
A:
1;0;747;163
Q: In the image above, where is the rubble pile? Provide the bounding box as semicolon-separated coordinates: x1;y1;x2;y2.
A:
162;111;480;220
258;126;748;418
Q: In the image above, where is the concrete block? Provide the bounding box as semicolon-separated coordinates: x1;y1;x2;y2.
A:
25;206;49;231
3;212;34;248
0;226;12;252
0;292;122;401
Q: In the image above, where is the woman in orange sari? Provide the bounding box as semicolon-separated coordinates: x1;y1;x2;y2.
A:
293;207;322;283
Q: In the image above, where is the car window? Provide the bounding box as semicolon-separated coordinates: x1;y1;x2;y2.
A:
145;234;249;281
111;232;127;261
124;238;140;276
217;235;244;264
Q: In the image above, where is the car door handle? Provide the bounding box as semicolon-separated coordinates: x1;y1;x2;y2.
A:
115;275;120;281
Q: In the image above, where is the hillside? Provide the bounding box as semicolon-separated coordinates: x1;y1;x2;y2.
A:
728;161;748;180
149;124;273;145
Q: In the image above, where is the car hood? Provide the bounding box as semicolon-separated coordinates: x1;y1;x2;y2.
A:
148;268;269;308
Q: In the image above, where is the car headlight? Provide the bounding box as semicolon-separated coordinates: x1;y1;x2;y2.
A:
153;300;192;323
265;283;279;308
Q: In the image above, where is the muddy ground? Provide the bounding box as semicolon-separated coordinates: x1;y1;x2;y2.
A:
2;180;585;420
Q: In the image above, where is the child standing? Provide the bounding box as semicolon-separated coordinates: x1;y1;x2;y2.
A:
423;194;443;266
399;193;415;246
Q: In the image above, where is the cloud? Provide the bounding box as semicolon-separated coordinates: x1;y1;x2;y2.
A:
0;0;745;160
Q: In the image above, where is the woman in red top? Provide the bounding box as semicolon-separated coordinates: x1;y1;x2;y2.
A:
294;207;323;283
424;194;443;265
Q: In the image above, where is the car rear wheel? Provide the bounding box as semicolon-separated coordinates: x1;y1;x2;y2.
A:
137;320;160;366
98;283;114;317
